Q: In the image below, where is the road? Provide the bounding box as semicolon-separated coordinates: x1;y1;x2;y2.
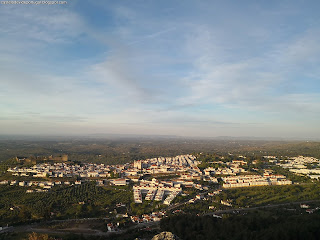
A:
6;199;320;237
7;217;160;237
205;199;320;216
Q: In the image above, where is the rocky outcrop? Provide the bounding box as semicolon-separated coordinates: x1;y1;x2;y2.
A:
151;231;179;240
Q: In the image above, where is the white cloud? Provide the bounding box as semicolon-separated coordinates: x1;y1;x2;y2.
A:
1;2;319;137
178;25;320;116
90;54;155;103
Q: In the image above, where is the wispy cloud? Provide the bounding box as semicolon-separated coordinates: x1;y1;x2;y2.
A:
0;5;85;43
178;25;320;116
89;50;158;104
1;1;319;137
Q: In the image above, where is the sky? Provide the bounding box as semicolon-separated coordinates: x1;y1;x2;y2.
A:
0;0;320;138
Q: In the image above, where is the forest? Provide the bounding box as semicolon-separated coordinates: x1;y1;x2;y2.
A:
1;136;320;165
160;210;320;240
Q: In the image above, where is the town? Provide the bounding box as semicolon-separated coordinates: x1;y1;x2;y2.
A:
1;152;320;238
4;154;316;206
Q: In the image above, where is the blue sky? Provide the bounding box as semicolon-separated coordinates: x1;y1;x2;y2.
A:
0;0;320;138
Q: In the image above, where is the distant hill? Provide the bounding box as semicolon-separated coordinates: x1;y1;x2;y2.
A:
0;136;320;164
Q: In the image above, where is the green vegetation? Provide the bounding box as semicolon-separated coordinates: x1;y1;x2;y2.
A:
224;184;320;207
0;158;19;177
1;138;320;165
197;161;226;170
0;182;132;225
161;210;320;240
0;138;204;164
176;183;320;214
0;181;166;226
130;201;165;216
1;138;320;239
271;165;311;182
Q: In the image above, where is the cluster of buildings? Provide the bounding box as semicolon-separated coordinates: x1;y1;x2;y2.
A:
132;154;201;175
203;160;248;177
7;162;115;178
0;179;87;192
106;211;166;232
275;156;320;179
300;203;320;214
130;155;205;205
5;154;320;207
222;171;292;188
130;211;166;223
8;154;201;180
133;178;182;205
4;154;204;206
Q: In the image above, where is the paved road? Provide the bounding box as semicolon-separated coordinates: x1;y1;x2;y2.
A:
7;199;320;236
8;217;160;237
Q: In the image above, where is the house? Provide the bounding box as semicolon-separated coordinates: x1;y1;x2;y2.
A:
107;223;116;232
19;181;26;187
306;209;314;214
0;180;8;185
196;194;204;200
221;200;232;206
300;204;310;209
111;178;129;186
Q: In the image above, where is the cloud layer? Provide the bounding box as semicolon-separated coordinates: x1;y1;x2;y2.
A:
0;1;320;138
